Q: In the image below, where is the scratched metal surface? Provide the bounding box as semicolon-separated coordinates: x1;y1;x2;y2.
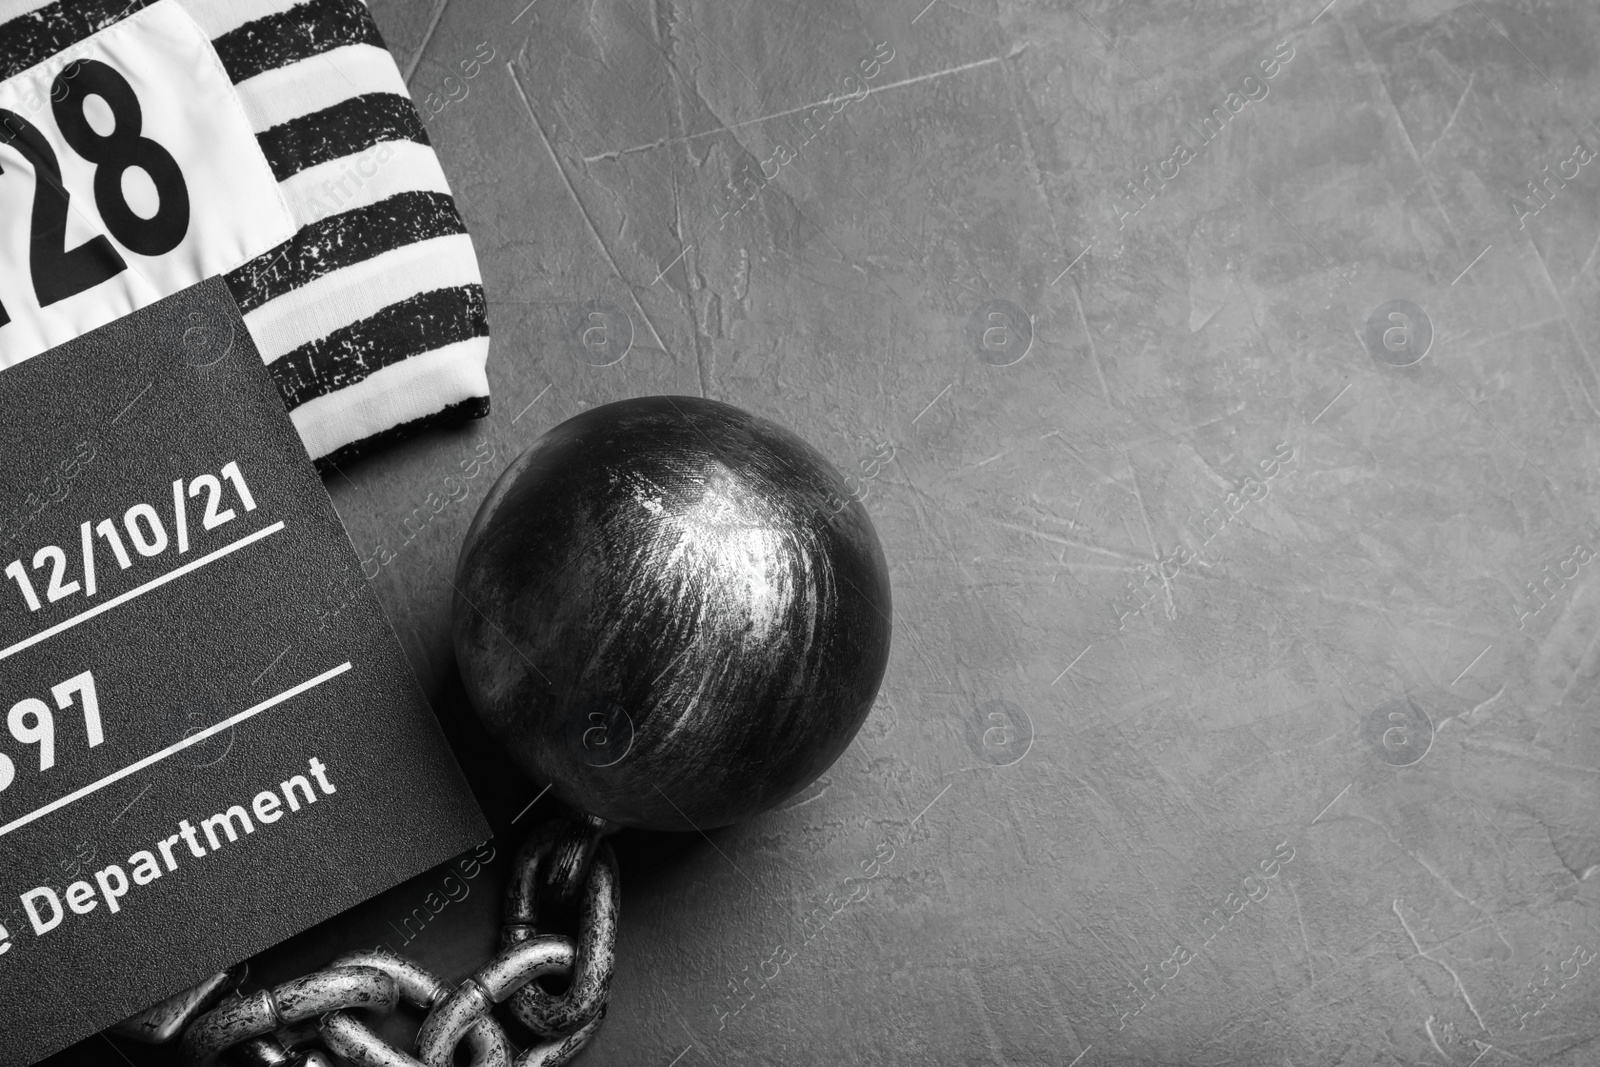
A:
193;0;1600;1065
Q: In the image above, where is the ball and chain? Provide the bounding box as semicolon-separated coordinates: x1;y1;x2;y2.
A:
101;396;892;1067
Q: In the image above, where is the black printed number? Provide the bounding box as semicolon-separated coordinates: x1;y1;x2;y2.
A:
0;108;126;309
0;59;189;323
53;59;189;256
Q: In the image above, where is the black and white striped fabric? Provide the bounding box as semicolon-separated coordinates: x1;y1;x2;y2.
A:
0;0;490;471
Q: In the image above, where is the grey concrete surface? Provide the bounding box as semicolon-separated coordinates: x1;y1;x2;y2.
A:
249;1;1600;1065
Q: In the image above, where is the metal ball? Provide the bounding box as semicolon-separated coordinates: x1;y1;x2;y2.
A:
452;396;893;831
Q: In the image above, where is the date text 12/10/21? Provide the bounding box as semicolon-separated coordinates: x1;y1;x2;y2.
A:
3;460;258;614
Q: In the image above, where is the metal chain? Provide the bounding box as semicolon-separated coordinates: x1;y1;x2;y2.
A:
501;817;619;1039
102;810;618;1067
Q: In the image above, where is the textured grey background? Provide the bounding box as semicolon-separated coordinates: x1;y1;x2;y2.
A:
226;1;1600;1065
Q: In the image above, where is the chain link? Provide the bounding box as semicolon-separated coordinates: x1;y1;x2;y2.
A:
415;936;575;1067
503;835;619;1039
317;947;514;1067
223;1034;336;1067
109;964;247;1044
107;811;617;1067
181;966;399;1066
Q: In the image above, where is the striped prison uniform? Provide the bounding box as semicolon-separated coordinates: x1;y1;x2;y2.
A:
0;0;491;470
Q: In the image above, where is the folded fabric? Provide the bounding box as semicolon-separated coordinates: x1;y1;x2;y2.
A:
0;0;491;471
